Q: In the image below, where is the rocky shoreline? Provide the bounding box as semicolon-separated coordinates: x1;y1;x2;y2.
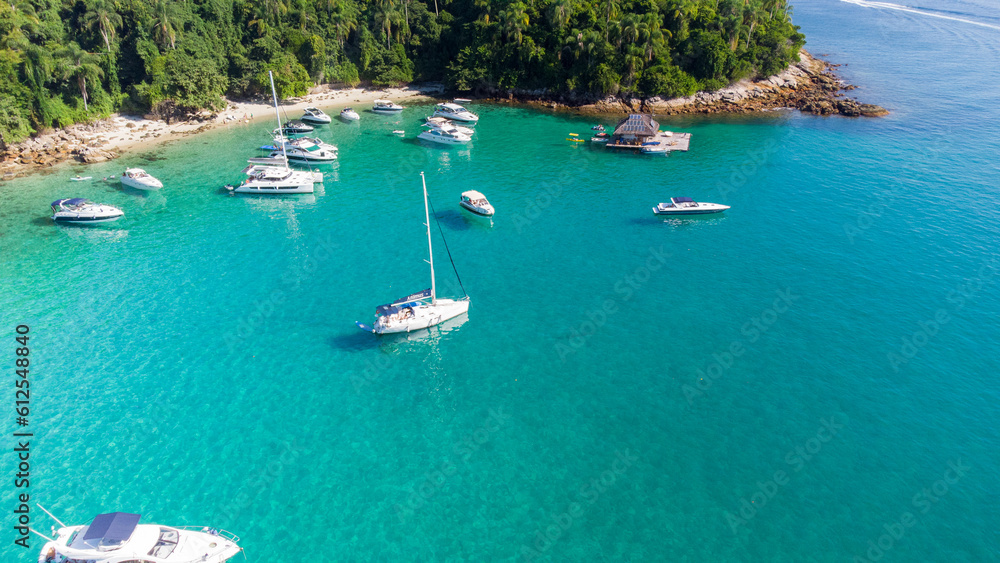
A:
493;50;889;119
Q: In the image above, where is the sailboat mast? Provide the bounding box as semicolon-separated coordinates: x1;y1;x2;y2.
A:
268;71;289;165
422;172;436;303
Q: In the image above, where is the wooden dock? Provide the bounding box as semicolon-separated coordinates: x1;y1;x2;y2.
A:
605;131;691;153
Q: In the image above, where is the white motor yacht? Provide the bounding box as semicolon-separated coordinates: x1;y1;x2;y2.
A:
357;173;470;335
35;510;242;563
372;99;404;113
50;198;124;224
424;117;475;136
268;135;338;162
431;103;479;123
652;197;730;215
300;107;331;124
417;127;471;145
119;168;163;190
460;190;494;217
339;108;360;121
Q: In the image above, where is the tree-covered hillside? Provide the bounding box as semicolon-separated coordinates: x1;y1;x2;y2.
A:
0;0;804;143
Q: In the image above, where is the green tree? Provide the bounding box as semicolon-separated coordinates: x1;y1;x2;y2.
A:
56;42;103;112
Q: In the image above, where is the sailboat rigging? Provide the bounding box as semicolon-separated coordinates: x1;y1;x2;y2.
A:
356;172;470;334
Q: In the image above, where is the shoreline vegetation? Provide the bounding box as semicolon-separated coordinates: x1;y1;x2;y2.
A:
0;49;886;181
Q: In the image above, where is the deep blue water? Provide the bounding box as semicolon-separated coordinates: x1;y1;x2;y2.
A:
1;0;998;560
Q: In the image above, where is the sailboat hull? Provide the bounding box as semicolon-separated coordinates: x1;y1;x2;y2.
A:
373;299;469;334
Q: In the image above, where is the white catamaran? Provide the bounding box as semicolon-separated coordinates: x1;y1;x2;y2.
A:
356;173;470;334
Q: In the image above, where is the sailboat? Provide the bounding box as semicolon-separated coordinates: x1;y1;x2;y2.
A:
356;173;470;334
227;71;321;194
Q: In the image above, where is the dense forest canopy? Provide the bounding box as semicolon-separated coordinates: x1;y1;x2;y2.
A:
0;0;804;142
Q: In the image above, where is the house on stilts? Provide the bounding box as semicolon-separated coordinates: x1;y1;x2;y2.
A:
605;114;691;153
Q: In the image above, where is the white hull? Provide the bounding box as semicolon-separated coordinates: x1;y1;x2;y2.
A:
374;299;470;334
339;111;360;121
120;169;163;190
418;131;471;145
234;183;314;194
39;523;241;563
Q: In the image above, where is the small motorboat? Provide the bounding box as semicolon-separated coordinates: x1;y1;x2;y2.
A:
417;127;471;145
652;197;730;215
592;124;605;131
340;107;360;121
591;132;610;143
300;107;332;124
373;99;404;113
51;198;124;224
425;117;474;136
460;190;494;217
392;130;405;135
119;168;163;190
431;103;479;123
70;175;91;181
454;98;472;103
281;120;314;134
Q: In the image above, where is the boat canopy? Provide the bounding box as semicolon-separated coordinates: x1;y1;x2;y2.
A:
462;190;487;200
77;512;140;547
52;198;88;207
437;103;467;111
672;197;695;203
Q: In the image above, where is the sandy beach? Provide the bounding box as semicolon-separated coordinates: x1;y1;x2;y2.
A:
0;83;444;179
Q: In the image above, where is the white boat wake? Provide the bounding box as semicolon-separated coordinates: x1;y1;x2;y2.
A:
840;0;1000;31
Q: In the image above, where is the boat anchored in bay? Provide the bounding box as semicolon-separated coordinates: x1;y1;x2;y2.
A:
356;172;470;335
33;506;243;563
652;197;730;215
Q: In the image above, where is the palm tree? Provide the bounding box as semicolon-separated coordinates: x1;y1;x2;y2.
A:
57;42;104;112
501;3;530;45
82;0;122;54
548;0;573;31
328;0;359;47
150;0;180;50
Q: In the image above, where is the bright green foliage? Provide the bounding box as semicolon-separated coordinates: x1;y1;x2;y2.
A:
0;0;804;142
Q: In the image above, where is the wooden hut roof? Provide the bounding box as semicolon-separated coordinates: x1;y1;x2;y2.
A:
612;114;660;137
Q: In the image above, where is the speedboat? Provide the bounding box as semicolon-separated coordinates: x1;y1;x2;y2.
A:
424;117;474;136
339;108;360;121
51;198;124;224
119;168;163;190
267;135;338;162
592;124;605;131
652;197;730;215
417;127;471;145
356;173;470;335
372;99;404;113
431;103;478;123
591;132;610;143
70;175;91;181
280;119;314;134
460;190;494;217
300;107;331;124
35;510;242;563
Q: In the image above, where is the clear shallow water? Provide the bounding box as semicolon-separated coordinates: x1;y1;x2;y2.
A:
2;1;999;560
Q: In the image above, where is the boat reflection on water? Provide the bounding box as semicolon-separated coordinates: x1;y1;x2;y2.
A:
60;226;130;243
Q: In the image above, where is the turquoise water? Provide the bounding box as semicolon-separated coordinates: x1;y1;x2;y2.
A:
2;1;999;560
